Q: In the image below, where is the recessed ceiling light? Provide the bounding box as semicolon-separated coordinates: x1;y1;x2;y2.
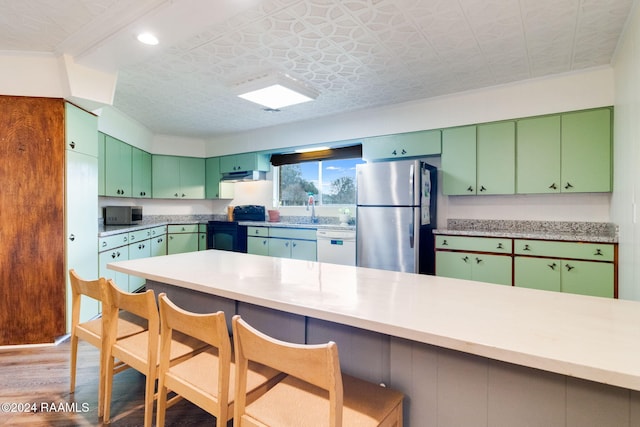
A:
235;73;318;109
137;32;159;45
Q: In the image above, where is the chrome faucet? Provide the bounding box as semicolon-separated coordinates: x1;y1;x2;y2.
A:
307;194;318;223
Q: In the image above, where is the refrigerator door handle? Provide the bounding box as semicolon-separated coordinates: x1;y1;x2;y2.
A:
409;163;414;203
409;220;414;248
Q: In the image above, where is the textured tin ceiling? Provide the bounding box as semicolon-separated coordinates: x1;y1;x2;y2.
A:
0;0;634;138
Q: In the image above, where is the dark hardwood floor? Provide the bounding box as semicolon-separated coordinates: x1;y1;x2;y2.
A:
0;339;218;426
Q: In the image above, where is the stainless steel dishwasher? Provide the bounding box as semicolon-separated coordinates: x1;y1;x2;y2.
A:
316;228;356;266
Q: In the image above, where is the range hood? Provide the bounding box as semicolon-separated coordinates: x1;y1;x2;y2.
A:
220;170;267;182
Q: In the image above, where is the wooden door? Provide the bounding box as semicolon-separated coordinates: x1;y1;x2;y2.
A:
0;96;66;345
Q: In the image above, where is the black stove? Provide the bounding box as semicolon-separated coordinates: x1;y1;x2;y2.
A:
207;205;265;252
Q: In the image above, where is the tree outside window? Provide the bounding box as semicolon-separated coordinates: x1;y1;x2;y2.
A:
279;158;363;206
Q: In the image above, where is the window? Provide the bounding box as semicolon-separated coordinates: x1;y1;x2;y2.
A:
278;157;364;206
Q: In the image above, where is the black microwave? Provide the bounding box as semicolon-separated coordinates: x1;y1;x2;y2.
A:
104;206;143;225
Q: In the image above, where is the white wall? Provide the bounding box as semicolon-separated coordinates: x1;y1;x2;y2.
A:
611;2;640;300
206;67;614;156
207;68;615;226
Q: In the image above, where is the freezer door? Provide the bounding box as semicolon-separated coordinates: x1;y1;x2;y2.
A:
356;159;421;206
356;206;419;273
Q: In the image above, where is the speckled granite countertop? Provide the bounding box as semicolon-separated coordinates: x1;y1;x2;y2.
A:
238;221;355;231
433;219;618;243
99;214;354;237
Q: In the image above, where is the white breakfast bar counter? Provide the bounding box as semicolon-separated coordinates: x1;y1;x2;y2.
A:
108;250;640;427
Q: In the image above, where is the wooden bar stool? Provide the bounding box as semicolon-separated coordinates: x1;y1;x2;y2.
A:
156;293;284;426
102;280;206;427
68;269;146;418
232;315;404;427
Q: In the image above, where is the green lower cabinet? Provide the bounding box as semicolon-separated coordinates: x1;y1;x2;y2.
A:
128;239;151;292
98;245;129;290
514;257;561;292
290;239;317;261
515;257;614;297
561;260;614;298
436;251;511;286
248;236;269;256
268;238;317;261
167;232;199;255
167;225;200;254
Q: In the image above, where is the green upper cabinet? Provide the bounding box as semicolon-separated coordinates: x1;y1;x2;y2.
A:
131;147;152;198
219;152;270;173
441;126;476;195
180;157;206;198
151;155;180;198
205;157;222;199
362;130;441;161
152;155;205;199
476;121;515;195
516;108;612;194
65;103;98;157
516;115;561;193
104;135;132;197
560;108;612;193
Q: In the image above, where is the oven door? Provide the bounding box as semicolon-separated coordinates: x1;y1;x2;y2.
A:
207;221;247;252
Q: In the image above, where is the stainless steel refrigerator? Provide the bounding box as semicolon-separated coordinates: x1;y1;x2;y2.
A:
356;159;437;274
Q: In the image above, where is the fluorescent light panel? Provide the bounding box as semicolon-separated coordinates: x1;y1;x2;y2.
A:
236;74;318;109
294;146;330;153
137;32;159;45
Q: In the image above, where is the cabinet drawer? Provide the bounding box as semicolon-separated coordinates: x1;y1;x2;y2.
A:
128;228;152;243
514;239;614;261
248;226;269;237
168;224;199;233
149;225;167;237
99;233;129;252
435;235;511;253
269;227;317;240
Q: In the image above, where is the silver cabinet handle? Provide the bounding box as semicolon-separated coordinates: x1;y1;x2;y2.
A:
69;234;75;242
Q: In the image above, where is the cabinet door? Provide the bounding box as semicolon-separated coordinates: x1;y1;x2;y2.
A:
65;103;98;157
516;115;561;193
66;150;99;324
514;257;561;292
152;155;181;198
132;147;152;198
205;157;221;199
436;251;473;280
268;238;292;259
476;122;515;195
363;130;441;160
151;234;167;257
442;126;476;195
179;157;205;199
233;153;258;172
561;108;612;192
128;240;151;292
290;239;317;261
561;260;614;298
470;253;512;285
219;155;239;173
199;232;207;250
248;237;270;256
99;246;129;290
167;233;199;255
104;136;132;197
